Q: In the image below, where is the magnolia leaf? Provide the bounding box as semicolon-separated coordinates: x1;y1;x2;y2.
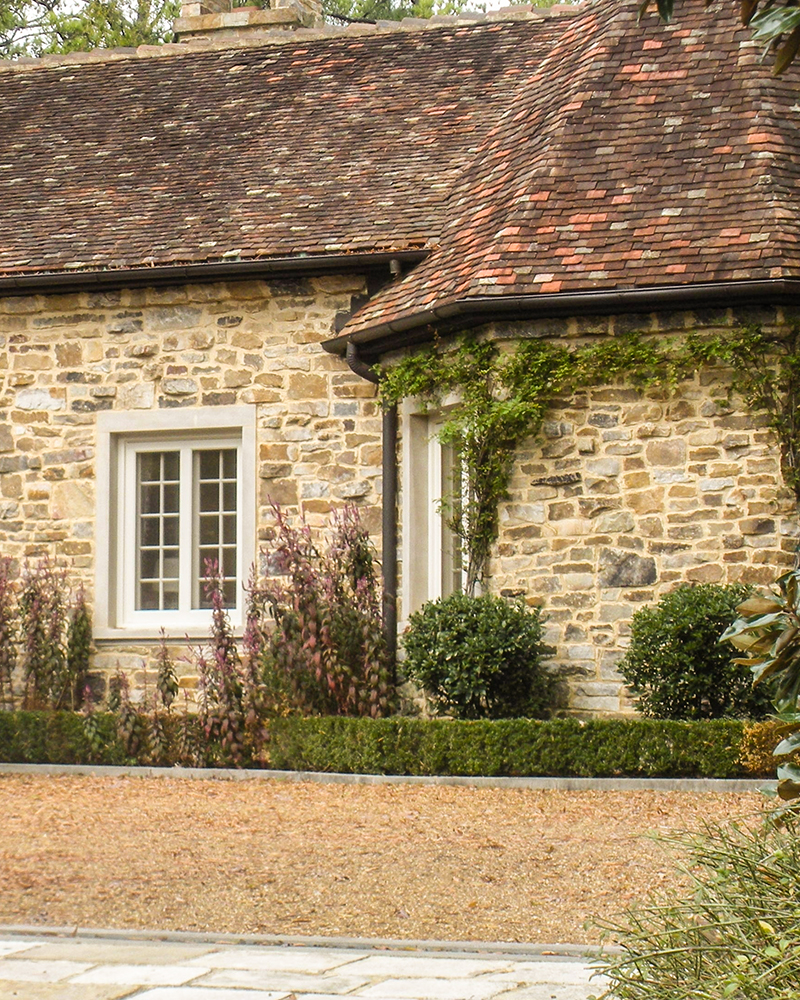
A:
777;777;800;801
775;23;800;74
655;0;673;20
740;0;759;23
735;597;783;615
774;625;800;655
777;761;800;782
750;4;800;41
774;730;800;755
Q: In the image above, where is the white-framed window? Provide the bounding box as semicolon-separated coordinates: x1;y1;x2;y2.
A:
95;407;256;637
401;402;465;618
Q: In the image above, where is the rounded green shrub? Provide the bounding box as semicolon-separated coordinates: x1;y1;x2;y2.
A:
401;593;552;720
618;583;772;720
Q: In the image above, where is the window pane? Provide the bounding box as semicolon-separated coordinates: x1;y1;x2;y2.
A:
140;516;160;547
139;581;160;610
163;550;179;580
222;579;237;606
199;481;218;513
198;450;219;481
163;580;179;610
141;484;161;515
163;452;180;481
199;515;219;545
222;450;237;479
222;514;236;544
221;547;237;580
163;516;179;546
223;481;237;512
163;484;179;513
139;453;161;483
139;549;159;580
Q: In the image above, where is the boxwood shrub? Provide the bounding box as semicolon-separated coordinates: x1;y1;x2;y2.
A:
0;711;753;778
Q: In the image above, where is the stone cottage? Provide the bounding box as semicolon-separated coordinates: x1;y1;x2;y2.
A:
1;0;798;713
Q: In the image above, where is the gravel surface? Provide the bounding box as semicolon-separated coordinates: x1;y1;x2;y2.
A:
0;774;763;944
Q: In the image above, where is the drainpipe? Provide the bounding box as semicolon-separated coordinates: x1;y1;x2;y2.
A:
345;341;398;678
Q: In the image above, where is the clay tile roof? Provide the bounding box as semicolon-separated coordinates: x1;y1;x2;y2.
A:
344;0;800;339
2;0;798;335
0;14;565;277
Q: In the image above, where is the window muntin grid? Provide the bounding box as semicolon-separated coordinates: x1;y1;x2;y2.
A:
195;448;237;608
121;434;242;625
137;450;181;611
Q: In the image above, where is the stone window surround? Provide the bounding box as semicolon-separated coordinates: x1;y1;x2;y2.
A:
94;406;257;641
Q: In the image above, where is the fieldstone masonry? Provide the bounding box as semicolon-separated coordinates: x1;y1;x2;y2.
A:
483;309;798;713
0;280;796;714
0;275;383;698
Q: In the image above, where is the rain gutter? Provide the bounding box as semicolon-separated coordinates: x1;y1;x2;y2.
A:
323;278;800;359
0;250;429;297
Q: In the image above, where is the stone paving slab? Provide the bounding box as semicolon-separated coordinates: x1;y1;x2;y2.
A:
196;968;371;992
71;962;210;986
22;941;217;964
182;945;370;972
0;984;137;1000
0;932;607;1000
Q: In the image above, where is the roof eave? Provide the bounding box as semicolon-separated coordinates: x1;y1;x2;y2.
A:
323;278;800;359
0;250;430;297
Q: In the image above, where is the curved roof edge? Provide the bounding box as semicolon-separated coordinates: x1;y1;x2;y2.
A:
323;278;800;358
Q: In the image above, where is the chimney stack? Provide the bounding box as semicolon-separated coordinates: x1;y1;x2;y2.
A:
175;0;323;43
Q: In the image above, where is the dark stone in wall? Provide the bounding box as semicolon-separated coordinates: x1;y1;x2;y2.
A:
599;549;657;587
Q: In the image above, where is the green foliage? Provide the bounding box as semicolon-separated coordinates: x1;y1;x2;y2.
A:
721;568;800;820
402;593;553;719
0;710;747;776
380;326;800;592
1;0;178;57
618;584;772;721
638;0;800;75
0;558;16;711
685;326;800;504
596;822;800;1000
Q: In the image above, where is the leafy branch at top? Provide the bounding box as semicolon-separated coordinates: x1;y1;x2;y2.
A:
639;0;800;75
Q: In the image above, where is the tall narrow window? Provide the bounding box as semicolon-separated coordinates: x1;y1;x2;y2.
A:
402;404;467;618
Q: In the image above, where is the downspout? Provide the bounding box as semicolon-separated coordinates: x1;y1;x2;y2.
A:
345;341;398;679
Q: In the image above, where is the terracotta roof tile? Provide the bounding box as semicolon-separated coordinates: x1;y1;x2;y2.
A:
1;16;563;276
345;0;800;337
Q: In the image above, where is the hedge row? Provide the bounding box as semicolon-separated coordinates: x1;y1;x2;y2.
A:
0;711;754;778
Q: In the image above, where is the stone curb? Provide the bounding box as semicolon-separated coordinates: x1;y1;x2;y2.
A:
0;762;771;792
0;924;618;959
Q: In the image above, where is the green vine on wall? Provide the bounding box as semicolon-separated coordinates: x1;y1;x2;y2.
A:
378;326;800;593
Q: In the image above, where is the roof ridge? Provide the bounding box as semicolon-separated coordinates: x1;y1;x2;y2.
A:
0;2;585;73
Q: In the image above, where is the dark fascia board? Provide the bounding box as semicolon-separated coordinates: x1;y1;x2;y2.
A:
0;250;429;297
322;278;800;360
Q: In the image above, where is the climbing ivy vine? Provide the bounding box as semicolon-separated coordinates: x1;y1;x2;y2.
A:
377;326;800;593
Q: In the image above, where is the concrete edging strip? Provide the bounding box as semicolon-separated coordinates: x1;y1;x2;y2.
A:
0;761;770;792
0;923;618;958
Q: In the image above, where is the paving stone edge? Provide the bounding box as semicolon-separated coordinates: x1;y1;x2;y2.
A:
0;762;770;792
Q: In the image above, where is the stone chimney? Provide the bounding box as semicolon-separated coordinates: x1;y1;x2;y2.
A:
174;0;323;42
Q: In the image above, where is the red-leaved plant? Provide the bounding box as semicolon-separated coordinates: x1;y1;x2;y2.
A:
246;504;393;718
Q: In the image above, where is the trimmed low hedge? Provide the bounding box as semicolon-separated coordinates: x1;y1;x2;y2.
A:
0;711;753;778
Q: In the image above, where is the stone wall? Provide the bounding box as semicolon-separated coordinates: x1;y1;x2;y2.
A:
0;275;382;699
484;308;798;715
